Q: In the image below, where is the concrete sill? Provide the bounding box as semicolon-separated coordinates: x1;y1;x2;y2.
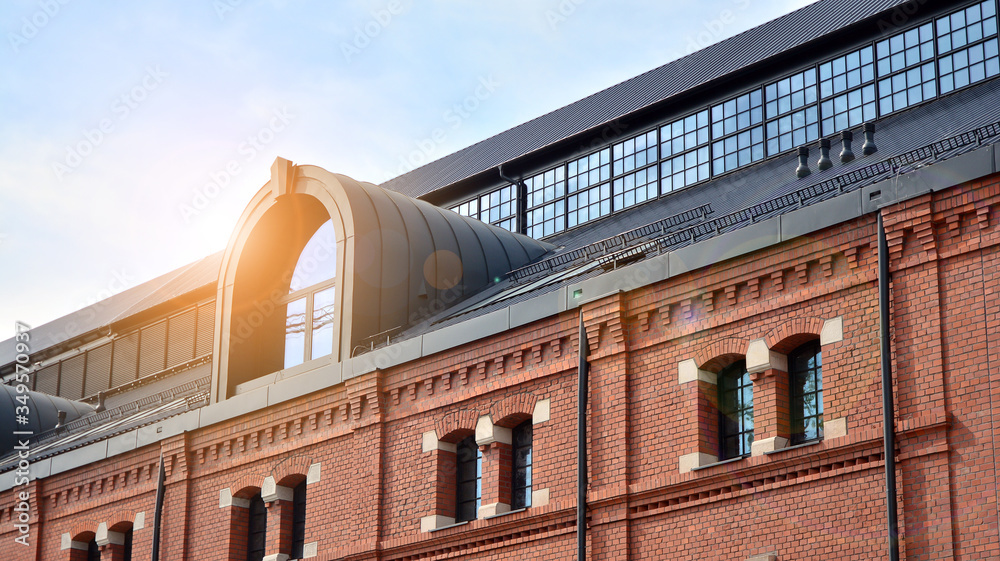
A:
428;521;469;533
484;507;527;520
691;456;744;472
764;439;823;455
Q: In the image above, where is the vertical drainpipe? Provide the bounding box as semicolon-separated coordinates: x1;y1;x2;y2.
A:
151;452;166;561
577;311;590;561
498;165;528;235
878;212;900;561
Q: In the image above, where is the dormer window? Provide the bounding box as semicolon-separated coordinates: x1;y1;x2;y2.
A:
213;159;551;402
282;220;337;369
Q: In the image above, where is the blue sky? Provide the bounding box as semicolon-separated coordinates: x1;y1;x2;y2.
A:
0;0;815;338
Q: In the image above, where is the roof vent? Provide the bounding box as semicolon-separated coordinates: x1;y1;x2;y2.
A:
817;138;833;171
840;130;856;163
796;146;811;178
55;410;66;429
862;122;878;156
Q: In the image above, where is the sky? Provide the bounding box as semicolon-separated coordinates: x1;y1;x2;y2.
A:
0;0;817;340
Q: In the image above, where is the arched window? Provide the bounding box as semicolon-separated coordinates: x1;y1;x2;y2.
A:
718;360;753;460
789;340;823;444
511;421;533;509
455;435;482;522
87;537;100;561
283;220;337;369
291;480;307;559
247;494;267;561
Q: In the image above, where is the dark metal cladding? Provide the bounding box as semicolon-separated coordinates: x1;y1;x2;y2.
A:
332;174;553;342
0;384;93;455
378;0;912;199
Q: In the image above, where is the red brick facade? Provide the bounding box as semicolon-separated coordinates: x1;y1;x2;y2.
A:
2;176;999;560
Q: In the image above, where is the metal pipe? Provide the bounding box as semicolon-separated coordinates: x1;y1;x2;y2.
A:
151;453;166;561
577;311;589;561
878;212;900;561
499;164;529;235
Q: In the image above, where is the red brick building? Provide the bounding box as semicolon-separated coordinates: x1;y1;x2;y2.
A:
3;1;1000;559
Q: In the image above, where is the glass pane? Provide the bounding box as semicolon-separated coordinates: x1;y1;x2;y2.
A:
311;286;336;360
289;220;337;293
284;298;307;369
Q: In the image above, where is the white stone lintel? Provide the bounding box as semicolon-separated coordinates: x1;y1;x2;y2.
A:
422;430;457;453
821;316;844;345
532;399;551;424
475;415;512;447
306;462;322;484
220;488;250;509
678;359;717;385
746;339;787;373
261;476;294;502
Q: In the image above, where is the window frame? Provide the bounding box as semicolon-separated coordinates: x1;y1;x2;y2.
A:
455;435;483;522
291;480;307;559
281;219;339;370
86;537;100;561
789;340;824;445
510;421;533;510
717;360;754;460
246;493;267;561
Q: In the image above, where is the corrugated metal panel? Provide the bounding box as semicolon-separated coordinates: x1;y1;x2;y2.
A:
166;308;196;367
84;343;112;397
195;303;215;357
138;321;167;379
378;0;913;199
35;364;60;395
60;354;86;400
111;331;139;388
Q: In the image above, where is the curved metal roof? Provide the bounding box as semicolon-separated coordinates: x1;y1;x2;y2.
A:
0;385;93;455
325;171;554;342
